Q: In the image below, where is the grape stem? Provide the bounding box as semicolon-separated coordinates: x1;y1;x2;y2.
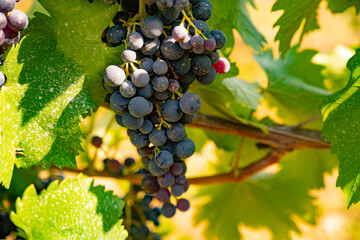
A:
181;10;208;40
139;0;147;19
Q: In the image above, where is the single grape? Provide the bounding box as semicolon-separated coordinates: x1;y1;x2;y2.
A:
175;138;195;158
126;32;144;50
213;57;230;74
140;58;154;73
156;0;173;9
125;157;136;167
137;83;154;99
104;65;126;87
106;25;127;46
141;16;164;39
191;35;204;48
132;69;150;87
141;37;160;55
177;199;190;212
161;36;185;60
149;128;168;147
91;136;103;148
197;66;216;85
140;120;154;135
122;112;144;130
210;29;226;49
192;2;212;21
168;80;180;92
104;159;124;176
171;184;185;197
121;48;137;63
170;54;191;76
130;130;149;148
179;92;202;115
0;0;15;13
204;38;216;51
110;91;130;115
129;96;151;118
155;150;174;169
170;162;183;176
191;54;212;76
167;123;187;142
153;59;168;75
152;75;169;92
157;172;175;188
142;174;160;194
161;203;176;218
173;0;189;10
7;10;28;31
156;188;171;203
161;100;183;122
148;158;168;176
120;81;137;98
172;25;188;42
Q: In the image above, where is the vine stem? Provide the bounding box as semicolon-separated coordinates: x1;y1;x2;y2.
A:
53;150;287;186
102;97;329;150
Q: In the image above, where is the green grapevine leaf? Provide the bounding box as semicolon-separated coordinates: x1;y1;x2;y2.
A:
222;77;263;110
255;48;330;128
29;0;122;106
327;0;360;14
209;0;266;53
272;0;321;56
10;174;128;240
321;49;360;209
0;37;94;188
278;149;338;189
194;177;316;240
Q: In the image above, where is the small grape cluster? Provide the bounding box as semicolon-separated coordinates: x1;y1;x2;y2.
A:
102;156;162;240
0;0;29;89
101;0;229;218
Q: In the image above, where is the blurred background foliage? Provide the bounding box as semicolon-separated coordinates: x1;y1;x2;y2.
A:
2;0;360;239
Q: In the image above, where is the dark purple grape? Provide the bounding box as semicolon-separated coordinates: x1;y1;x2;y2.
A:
177;199;190;212
156;188;171;202
142;174;160;194
161;203;176;218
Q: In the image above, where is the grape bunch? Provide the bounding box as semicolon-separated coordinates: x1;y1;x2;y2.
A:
101;0;229;218
0;0;29;89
